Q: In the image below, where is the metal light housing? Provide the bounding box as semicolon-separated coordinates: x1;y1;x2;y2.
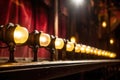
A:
0;23;29;45
28;31;51;47
0;23;29;62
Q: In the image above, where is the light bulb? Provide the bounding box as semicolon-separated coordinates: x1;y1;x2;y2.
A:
101;50;106;56
104;51;110;57
14;25;29;44
90;47;94;54
66;41;74;52
102;21;107;28
75;44;81;53
55;38;64;49
39;32;51;47
97;50;102;56
110;38;114;45
70;36;76;43
85;46;91;54
93;48;98;55
109;53;116;58
80;45;86;53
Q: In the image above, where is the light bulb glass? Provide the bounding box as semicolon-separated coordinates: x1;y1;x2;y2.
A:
55;38;64;49
104;51;110;57
102;21;107;28
110;38;114;45
85;46;91;54
97;50;102;56
93;48;98;55
14;25;29;44
75;44;81;53
66;41;74;52
70;36;76;43
39;32;51;47
90;47;94;54
109;53;116;58
80;45;86;53
101;51;105;56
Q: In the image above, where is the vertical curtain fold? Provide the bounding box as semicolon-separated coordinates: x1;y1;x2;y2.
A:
0;0;67;60
0;0;51;60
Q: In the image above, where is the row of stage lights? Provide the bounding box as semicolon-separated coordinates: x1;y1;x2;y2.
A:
0;23;117;62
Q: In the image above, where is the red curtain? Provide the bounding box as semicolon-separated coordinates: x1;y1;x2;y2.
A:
0;0;67;60
0;0;51;60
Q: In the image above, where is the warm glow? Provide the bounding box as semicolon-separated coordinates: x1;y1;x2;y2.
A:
70;36;76;43
109;53;116;58
110;38;114;45
71;0;84;6
90;47;94;54
66;41;74;52
80;45;86;53
97;50;102;56
85;46;91;54
104;51;110;57
93;48;98;55
14;25;29;44
39;32;51;47
55;38;64;49
101;51;105;56
75;44;81;53
102;21;107;28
